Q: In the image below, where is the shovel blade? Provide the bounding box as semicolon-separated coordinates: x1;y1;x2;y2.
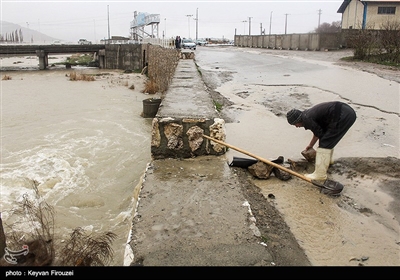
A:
312;179;344;196
229;156;258;168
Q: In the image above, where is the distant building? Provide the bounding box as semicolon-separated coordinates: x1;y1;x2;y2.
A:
337;0;400;30
100;36;135;44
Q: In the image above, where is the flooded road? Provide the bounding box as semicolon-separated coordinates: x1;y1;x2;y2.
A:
194;46;399;266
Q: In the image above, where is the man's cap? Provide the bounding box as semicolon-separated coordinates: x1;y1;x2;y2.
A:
287;109;302;125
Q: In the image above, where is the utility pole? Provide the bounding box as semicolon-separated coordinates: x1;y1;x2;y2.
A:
248;17;252;35
107;5;110;40
164;18;167;38
195;8;198;41
284;13;289;34
94;19;96;43
186;14;193;38
260;23;263;35
242;20;247;35
269;11;273;35
318;9;322;28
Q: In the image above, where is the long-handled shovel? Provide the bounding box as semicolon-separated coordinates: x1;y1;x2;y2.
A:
203;135;344;196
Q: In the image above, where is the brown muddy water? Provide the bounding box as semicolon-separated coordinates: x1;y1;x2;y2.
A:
194;46;400;266
1;55;158;265
1;49;399;267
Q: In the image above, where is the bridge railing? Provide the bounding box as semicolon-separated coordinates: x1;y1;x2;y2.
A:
142;38;175;49
99;38;174;49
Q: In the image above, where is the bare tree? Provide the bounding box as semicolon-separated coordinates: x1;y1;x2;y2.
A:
14;30;19;43
379;20;400;60
314;21;341;33
19;28;23;43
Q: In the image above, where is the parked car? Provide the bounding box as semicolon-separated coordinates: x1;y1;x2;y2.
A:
195;39;208;46
78;39;92;45
51;40;63;45
181;38;196;50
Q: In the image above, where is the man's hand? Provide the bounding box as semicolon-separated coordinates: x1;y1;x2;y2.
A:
305;145;314;151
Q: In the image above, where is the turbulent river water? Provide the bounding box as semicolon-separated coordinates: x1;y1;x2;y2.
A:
1;57;156;265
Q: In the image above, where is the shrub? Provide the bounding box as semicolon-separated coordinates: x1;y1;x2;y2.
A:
346;20;400;66
0;184;116;266
68;71;95;81
141;79;159;94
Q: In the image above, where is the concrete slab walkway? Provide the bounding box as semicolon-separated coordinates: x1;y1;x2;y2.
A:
157;59;218;119
125;57;310;267
128;156;273;266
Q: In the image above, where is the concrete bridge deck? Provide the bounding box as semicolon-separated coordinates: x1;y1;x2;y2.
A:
0;44;105;70
0;44;105;56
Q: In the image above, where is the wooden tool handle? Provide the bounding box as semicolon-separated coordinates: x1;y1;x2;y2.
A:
203;135;312;183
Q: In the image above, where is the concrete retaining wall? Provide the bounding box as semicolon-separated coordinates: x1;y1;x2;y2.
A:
235;32;344;50
104;44;142;70
150;117;227;159
150;59;227;159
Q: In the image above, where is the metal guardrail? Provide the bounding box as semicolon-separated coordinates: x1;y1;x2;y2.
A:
142;38;175;49
101;38;175;49
130;13;160;28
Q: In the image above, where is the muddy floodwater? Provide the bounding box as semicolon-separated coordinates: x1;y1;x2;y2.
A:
1;56;158;265
194;46;399;266
1;48;399;267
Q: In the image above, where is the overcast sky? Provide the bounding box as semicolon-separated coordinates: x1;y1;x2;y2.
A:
1;0;344;42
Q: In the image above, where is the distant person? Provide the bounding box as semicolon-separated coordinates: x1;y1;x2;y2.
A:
286;101;356;181
175;36;181;49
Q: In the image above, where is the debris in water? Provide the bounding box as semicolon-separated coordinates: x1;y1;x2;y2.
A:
268;193;275;199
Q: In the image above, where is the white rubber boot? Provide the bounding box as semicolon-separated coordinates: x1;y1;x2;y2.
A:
305;147;331;181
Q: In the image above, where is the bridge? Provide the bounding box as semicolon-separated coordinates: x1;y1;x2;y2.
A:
0;44;106;70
